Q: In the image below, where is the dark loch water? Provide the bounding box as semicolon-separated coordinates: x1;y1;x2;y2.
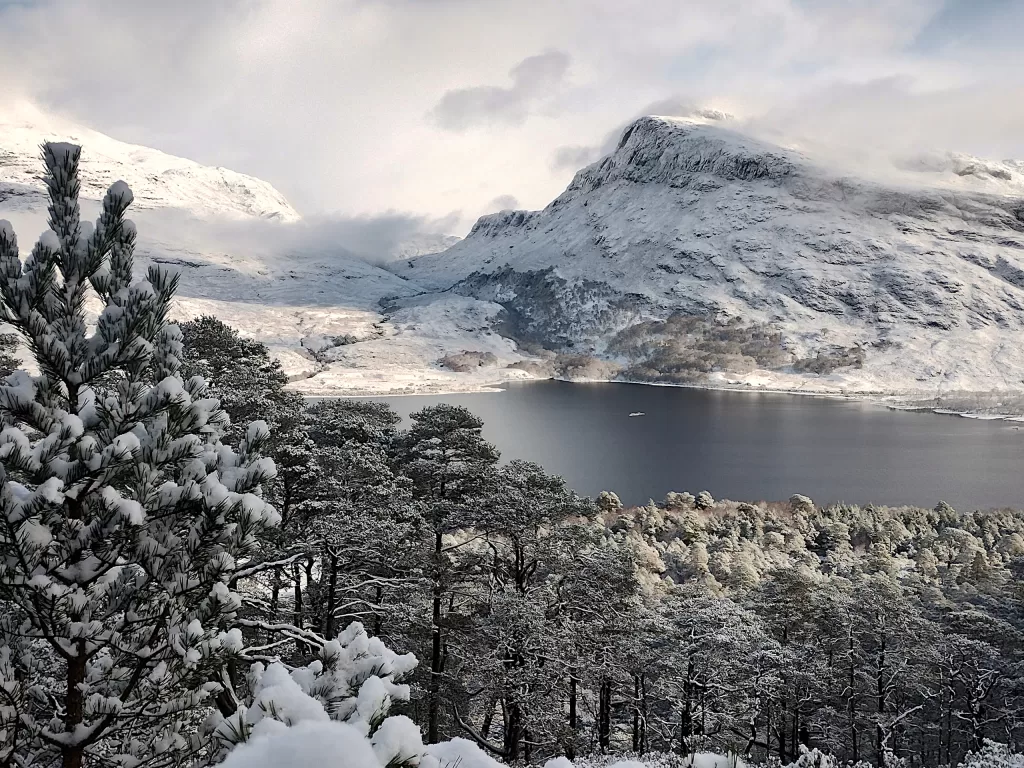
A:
371;380;1024;510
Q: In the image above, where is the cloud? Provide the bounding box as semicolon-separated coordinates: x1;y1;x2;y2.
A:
430;49;570;131
1;0;1023;235
200;212;461;266
128;204;459;268
745;76;1024;161
551;145;600;173
487;194;519;212
283;212;461;264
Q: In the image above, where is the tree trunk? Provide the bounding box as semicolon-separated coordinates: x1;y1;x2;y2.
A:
323;552;339;638
304;557;316;629
632;675;641;753
598;676;612;752
780;626;789;762
269;568;281;624
293;561;306;656
567;668;578;759
427;529;443;743
63;494;87;768
638;673;647;755
849;628;859;764
62;643;86;768
876;632;887;767
504;696;522;762
373;584;384;637
679;657;694;755
481;695;496;740
944;679;953;767
568;669;577;731
945;673;955;767
778;704;787;763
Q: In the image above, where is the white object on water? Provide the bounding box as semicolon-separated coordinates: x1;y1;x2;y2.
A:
629;411;645;417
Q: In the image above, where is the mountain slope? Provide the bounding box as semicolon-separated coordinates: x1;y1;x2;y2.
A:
409;115;1024;394
0;105;529;395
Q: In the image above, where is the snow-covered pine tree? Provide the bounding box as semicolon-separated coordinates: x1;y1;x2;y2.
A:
398;405;499;743
0;143;278;768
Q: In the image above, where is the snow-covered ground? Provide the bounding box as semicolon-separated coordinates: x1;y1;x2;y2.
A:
295;294;535;395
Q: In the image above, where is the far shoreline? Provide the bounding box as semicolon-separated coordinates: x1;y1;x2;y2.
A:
299;372;1024;422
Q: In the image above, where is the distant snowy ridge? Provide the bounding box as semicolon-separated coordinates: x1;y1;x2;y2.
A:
409;115;1024;395
0;102;299;221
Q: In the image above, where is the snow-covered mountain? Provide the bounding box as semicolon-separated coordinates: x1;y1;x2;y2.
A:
6;104;1024;398
408;115;1024;394
0;104;529;395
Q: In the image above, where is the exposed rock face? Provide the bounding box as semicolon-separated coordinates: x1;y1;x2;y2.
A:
453;266;654;350
409;115;1024;392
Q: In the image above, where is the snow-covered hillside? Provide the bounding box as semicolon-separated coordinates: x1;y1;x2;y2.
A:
0;102;299;221
0;104;531;395
409;114;1024;395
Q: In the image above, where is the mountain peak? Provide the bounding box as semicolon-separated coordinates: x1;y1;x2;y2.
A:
409;113;1024;394
554;115;800;207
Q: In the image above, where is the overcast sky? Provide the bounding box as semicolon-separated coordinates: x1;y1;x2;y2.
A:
1;0;1023;234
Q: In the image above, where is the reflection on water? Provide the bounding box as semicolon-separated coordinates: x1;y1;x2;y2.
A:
371;380;1024;510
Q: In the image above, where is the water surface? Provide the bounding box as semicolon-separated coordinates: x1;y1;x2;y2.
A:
372;381;1024;510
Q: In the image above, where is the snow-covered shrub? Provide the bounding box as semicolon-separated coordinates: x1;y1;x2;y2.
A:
786;746;836;768
683;755;744;768
217;720;503;765
218;719;504;768
219;720;382;768
207;621;417;758
958;741;1024;768
208;625;503;768
423;738;504;768
0;144;278;766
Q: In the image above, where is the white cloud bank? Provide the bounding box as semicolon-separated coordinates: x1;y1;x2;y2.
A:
1;0;1022;233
